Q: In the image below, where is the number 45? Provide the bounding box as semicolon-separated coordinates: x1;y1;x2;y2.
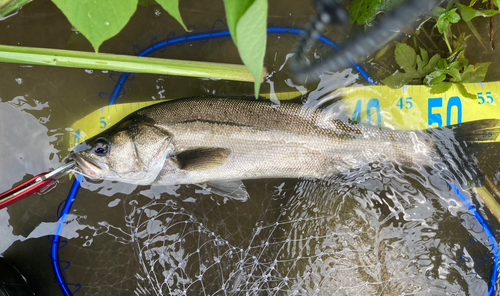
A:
396;97;413;109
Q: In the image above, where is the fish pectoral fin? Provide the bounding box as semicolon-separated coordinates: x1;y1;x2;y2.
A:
201;180;249;202
176;148;231;171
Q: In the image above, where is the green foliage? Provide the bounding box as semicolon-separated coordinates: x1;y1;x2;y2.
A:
348;0;403;25
0;44;257;82
471;0;500;8
46;0;268;96
156;0;187;31
51;0;187;51
457;3;499;22
381;43;439;88
0;0;32;17
429;1;500;53
381;0;496;96
349;0;382;25
382;39;490;98
51;0;139;52
223;0;268;97
434;7;460;34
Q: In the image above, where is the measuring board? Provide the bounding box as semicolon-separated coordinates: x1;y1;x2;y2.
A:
70;82;500;147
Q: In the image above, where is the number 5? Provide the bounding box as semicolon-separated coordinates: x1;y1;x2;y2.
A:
406;97;413;109
428;98;442;127
100;117;107;129
477;92;485;105
486;92;494;104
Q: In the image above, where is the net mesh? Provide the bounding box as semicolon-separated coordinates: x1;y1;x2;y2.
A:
55;158;496;296
89;162;490;296
54;29;495;296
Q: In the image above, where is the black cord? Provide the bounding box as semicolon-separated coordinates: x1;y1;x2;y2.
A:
289;0;441;82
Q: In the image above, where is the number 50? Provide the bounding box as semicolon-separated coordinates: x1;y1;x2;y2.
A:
428;96;462;127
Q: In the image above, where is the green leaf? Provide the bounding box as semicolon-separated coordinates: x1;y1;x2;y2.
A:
437;58;448;69
458;3;499;21
223;0;267;97
381;72;415;88
223;0;254;43
461;64;475;81
379;0;405;11
461;62;491;83
394;42;417;71
456;83;477;99
436;17;449;34
52;0;138;52
433;7;446;17
445;67;461;81
349;0;383;25
447;10;461;23
430;82;453;94
421;53;441;73
425;70;445;85
458;4;478;21
448;60;460;71
156;0;188;31
420;48;429;65
416;56;424;72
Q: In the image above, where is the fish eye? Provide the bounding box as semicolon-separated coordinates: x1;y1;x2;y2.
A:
92;138;110;156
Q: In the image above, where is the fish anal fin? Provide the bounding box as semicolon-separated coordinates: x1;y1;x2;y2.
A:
199;180;249;202
176;148;231;171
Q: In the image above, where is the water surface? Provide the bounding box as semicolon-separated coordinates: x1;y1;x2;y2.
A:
0;1;500;295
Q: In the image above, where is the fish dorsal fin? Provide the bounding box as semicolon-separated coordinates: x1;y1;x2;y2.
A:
176;147;231;171
201;180;249;202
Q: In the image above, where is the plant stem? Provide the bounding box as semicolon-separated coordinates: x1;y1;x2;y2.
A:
0;44;261;82
444;28;453;54
420;27;441;54
490;0;496;50
0;0;32;17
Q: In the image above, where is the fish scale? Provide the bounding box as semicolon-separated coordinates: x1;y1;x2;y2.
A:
71;96;441;198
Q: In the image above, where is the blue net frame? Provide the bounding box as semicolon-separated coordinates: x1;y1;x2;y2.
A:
49;25;499;296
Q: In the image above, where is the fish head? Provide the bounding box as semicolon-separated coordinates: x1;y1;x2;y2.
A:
71;115;173;184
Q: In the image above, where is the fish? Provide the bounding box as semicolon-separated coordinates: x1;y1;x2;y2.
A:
70;95;500;201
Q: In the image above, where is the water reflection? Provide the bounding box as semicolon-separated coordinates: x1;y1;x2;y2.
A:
0;97;60;193
121;156;490;295
0;3;499;294
1;69;497;296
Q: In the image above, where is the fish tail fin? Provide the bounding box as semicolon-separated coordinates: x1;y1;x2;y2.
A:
446;119;500;144
426;119;500;187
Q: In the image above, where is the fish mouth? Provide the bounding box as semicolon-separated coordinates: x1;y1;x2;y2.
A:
71;152;106;179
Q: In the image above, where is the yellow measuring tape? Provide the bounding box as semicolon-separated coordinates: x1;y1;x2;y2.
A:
70;82;500;147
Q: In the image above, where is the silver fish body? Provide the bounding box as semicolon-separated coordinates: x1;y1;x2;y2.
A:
71;96;435;196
